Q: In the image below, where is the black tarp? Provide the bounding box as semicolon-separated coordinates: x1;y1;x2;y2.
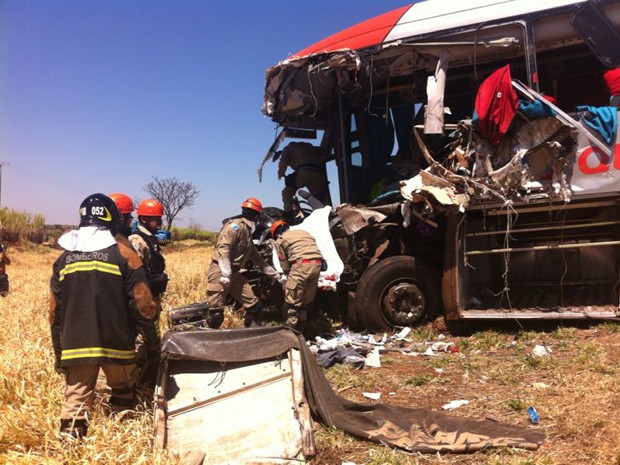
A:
161;326;545;454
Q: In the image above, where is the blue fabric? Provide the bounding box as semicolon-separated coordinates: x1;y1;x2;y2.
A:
155;229;171;242
575;105;618;145
518;99;556;119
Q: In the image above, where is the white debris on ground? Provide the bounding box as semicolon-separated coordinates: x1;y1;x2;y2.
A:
530;344;553;357
442;400;470;410
309;327;460;369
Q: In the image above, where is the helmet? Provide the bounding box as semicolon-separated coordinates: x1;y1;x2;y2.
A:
270;219;289;238
79;193;120;229
137;198;164;217
108;193;134;214
241;197;263;214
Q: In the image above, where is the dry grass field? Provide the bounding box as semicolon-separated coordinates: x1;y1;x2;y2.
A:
1;243;619;465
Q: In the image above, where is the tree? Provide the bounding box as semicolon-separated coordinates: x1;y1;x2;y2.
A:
143;176;200;230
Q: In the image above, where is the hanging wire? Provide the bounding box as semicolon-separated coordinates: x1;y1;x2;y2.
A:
366;54;379;117
308;65;319;118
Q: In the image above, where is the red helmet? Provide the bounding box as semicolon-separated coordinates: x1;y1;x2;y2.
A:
241;197;263;214
137;198;164;217
271;220;289;238
108;193;134;214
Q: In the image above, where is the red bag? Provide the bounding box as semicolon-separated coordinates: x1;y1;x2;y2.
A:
474;65;518;147
603;68;620;96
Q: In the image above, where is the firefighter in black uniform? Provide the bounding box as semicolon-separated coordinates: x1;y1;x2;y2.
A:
50;193;158;439
129;198;168;384
0;244;10;297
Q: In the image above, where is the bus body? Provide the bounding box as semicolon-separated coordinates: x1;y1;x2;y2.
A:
261;0;620;331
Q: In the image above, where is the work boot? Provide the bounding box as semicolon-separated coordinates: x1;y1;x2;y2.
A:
298;306;308;323
109;386;136;418
244;316;260;328
285;305;300;327
59;418;88;441
207;308;225;329
244;303;265;328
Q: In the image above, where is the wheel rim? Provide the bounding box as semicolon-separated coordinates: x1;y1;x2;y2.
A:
381;280;427;326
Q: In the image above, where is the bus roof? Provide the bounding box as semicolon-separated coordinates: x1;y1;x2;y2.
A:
291;0;588;60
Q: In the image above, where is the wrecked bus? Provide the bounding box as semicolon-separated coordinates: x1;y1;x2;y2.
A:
260;0;620;331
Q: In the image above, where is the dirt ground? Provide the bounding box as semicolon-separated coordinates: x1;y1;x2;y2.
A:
307;319;620;465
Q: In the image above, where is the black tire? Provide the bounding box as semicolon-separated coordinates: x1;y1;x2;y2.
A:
354;255;441;332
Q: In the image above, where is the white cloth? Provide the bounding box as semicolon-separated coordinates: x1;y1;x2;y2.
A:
272;206;344;290
57;226;116;252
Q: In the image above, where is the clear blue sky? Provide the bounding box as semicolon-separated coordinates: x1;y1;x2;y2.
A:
0;0;409;231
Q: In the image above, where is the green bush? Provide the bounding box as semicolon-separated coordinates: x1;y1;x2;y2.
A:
170;226;217;244
0;207;46;244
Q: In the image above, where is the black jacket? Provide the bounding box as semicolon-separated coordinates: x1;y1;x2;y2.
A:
49;234;156;367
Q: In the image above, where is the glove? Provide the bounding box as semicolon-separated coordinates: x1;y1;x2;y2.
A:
51;324;65;374
219;256;232;286
218;256;232;276
263;265;279;280
54;352;66;375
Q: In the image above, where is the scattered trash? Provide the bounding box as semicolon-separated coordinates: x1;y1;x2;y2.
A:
531;344;552;357
431;341;457;352
364;348;381;368
527;406;540;424
363;392;382;400
395;327;412;339
442;400;469;410
423;347;439;357
532;382;550;390
309;328;461;368
315;347;366;369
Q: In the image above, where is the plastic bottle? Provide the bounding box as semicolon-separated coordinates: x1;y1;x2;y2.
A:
527;406;539;424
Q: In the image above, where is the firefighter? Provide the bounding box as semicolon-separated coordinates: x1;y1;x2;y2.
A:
206;197;280;329
290;196;305;225
270;220;323;330
49;193;157;439
0;244;10;297
128;198;168;384
277;142;330;221
129;198;169;304
109;192;135;238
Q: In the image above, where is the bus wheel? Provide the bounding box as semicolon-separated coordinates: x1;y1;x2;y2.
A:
354;255;441;332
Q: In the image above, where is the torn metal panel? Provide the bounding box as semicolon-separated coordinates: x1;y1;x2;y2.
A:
154;329;315;464
258;129;287;183
424;50;450;135
334;205;387;235
400;170;469;208
402;113;581;214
